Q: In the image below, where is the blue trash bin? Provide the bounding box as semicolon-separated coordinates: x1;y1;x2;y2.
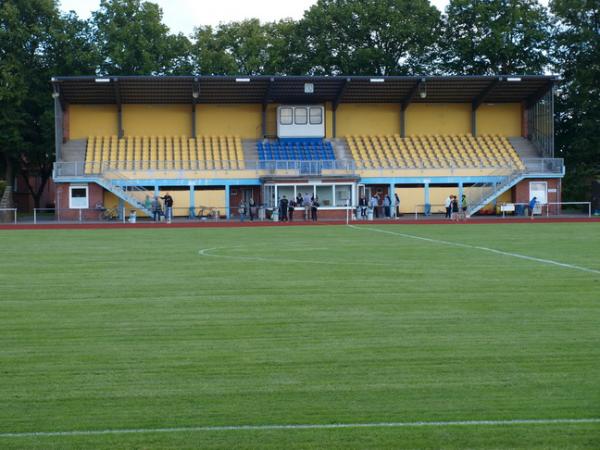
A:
424;203;431;216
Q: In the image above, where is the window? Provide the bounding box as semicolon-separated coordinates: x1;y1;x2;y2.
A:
280;107;293;125
69;185;89;209
294;107;307;125
316;185;333;206
309;107;323;125
334;185;352;207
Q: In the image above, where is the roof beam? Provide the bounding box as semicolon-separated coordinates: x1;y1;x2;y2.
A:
263;77;274;105
333;78;351;110
401;78;425;111
472;77;501;110
526;80;554;108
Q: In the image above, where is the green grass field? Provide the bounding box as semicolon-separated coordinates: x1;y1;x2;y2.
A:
1;223;599;449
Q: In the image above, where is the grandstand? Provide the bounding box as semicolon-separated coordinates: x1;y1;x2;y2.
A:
51;75;564;220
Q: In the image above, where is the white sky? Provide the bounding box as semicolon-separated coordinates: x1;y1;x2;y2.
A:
59;0;455;35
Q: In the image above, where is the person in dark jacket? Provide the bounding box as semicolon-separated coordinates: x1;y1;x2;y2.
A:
288;200;296;222
311;197;320;222
359;196;368;219
279;196;289;222
160;192;174;223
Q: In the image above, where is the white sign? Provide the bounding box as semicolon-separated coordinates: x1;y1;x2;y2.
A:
548;189;557;193
500;203;515;212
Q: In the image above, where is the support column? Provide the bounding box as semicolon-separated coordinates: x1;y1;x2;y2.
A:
332;108;337;138
424;182;430;216
225;185;230;219
117;105;123;138
191;103;196;138
189;184;195;218
400;106;406;138
389;182;395;217
118;198;124;220
471;107;477;136
154;185;159;198
261;104;267;138
53;96;63;162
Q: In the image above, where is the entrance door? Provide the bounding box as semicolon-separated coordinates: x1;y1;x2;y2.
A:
529;181;547;214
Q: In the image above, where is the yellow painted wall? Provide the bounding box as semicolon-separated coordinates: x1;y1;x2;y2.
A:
395;187;423;213
478;103;521;136
123;104;191;136
196;104;262;138
195;189;226;208
70;105;117;139
406;103;471;135
337;104;400;136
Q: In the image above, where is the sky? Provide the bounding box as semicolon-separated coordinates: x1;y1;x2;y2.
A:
58;0;454;35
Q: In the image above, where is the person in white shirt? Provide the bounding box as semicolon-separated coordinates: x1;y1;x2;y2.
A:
444;195;452;219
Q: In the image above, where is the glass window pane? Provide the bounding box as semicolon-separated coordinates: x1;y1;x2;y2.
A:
309;107;322;125
295;107;307;125
334;185;352;207
316;185;333;206
280;108;293;125
71;188;87;198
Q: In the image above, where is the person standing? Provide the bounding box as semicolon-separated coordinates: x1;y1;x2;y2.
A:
248;197;256;221
161;192;174;223
303;192;311;220
279;195;289;222
238;199;246;222
370;194;379;218
383;195;391;218
451;195;459;221
288;199;295;222
529;196;538;220
311;197;319;221
151;196;161;222
394;192;401;218
444;195;452;219
461;194;468;221
359;195;368;220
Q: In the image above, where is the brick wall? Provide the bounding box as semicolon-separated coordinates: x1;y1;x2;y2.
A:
55;182;104;220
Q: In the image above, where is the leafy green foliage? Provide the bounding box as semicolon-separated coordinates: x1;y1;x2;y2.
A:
440;0;551;75
551;0;600;200
92;0;192;75
298;0;441;75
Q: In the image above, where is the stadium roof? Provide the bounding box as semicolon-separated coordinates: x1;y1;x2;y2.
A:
51;75;556;107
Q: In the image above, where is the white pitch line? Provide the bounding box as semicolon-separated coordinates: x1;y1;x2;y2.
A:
348;225;600;275
1;418;599;438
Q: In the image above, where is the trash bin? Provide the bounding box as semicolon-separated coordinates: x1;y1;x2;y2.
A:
258;207;266;220
367;208;373;221
424;203;431;216
272;208;279;221
128;210;137;223
515;204;525;216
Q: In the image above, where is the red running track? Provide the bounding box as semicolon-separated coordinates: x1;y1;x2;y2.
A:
1;217;599;231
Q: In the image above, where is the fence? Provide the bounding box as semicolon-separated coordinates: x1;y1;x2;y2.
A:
0;208;17;224
499;202;592;218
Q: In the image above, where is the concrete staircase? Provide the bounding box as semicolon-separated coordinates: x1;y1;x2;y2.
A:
242;139;259;162
329;138;352;162
509;137;540;159
60;138;87;163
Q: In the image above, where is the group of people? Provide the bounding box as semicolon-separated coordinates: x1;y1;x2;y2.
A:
358;192;401;219
237;198;258;222
145;193;173;223
444;194;468;221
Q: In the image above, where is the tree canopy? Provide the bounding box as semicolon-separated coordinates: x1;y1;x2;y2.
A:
0;0;598;203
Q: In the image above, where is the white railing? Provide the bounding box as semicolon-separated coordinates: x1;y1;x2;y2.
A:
0;208;17;224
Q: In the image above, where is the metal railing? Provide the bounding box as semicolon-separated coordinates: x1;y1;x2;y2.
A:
54;158;565;179
0;208;17;224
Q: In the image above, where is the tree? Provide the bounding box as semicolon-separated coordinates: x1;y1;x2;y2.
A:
297;0;441;75
191;19;304;75
91;0;191;75
440;0;551;75
551;0;600;200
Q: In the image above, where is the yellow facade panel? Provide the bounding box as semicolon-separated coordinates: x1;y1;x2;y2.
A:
336;104;400;136
406;103;471;135
122;104;190;136
196;104;262;138
70;105;117;139
478;103;522;136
